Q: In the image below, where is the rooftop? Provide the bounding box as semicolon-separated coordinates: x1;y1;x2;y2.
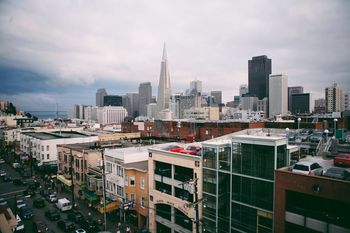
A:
22;131;95;140
124;160;148;171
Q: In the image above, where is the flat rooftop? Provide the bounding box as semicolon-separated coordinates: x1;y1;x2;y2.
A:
22;131;94;140
124;160;148;171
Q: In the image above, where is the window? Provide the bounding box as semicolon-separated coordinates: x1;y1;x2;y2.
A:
125;176;128;186
130;176;135;187
41;146;44;151
141;197;145;208
106;162;112;173
117;165;123;177
42;154;44;160
140;177;145;189
117;185;124;197
84;160;87;169
46;145;49;151
47;154;49;160
76;159;79;168
131;194;136;202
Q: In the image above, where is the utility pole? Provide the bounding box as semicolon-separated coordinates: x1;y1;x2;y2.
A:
69;149;75;208
182;173;200;233
100;149;107;231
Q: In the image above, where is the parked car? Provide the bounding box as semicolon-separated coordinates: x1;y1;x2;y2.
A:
33;198;45;208
0;159;5;164
324;167;350;181
46;194;57;203
16;199;27;212
56;198;72;212
309;132;324;143
75;229;87;233
33;220;49;233
288;131;297;141
13;178;25;186
40;188;53;197
0;170;6;177
164;144;184;153
27;179;40;190
12;163;21;169
19;206;34;220
57;219;75;232
23;188;36;197
80;219;100;233
2;175;12;182
67;210;84;223
292;161;324;176
334;154;350;167
45;209;61;221
0;198;7;206
180;145;201;155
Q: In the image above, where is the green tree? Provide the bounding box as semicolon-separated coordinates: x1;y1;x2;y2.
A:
5;102;16;115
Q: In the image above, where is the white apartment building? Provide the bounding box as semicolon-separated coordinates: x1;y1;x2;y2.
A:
325;83;343;112
269;74;288;118
104;146;150;202
97;106;128;125
20;131;98;166
343;92;349;111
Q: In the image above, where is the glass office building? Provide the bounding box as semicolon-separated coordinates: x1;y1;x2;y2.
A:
202;135;288;233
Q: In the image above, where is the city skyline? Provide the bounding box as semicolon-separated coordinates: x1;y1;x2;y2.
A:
0;1;349;111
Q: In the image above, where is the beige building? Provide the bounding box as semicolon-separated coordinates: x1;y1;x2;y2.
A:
183;107;219;120
124;161;149;230
148;143;202;233
325;82;343;112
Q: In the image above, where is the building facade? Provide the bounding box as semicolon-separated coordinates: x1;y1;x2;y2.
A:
325;83;342;112
343;92;349;111
269;74;288;118
148;144;202;233
97;106;128;125
239;84;248;97
96;88;108;107
314;98;326;113
210;91;222;106
139;82;152;117
183;107;219;120
248;55;272;100
288;86;304;111
201;134;288;233
291;93;311;114
103;95;123;107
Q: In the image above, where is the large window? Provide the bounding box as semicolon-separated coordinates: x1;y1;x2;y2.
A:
106;162;112;173
155;161;172;178
156;204;171;220
203;147;217;169
232;175;273;211
155;181;171;195
203;194;216;220
218;172;230;233
174;165;193;182
231;202;257;233
218;146;231;171
232;143;274;180
277;145;287;169
175;209;193;231
175;187;193;202
203;169;216;194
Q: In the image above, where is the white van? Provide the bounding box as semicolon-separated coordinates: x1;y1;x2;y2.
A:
56;198;72;212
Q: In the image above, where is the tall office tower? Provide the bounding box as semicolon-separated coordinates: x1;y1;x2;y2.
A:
96;88;107;107
210;91;222;106
156;44;172;117
239;84;248;97
190;80;202;93
325;83;343;112
248;55;272;99
291;93;311;114
343;92;350;111
288;86;304;111
269;74;288;118
138;82;152;116
123;93;139;118
103;95;123;106
314;98;326;113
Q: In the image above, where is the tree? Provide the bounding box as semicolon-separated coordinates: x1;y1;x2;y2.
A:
5;102;16;115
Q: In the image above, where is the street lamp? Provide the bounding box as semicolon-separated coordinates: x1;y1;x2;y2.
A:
285;128;290;144
334;118;338;137
297;118;301;131
324;129;329;143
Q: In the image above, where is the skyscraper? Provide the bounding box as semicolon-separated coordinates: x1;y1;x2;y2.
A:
210;91;222;106
291;93;311;114
156;44;172;117
248;55;272;99
239;84;248;97
325;83;343;112
190;80;202;94
123;93;139;118
96;88;108;107
138;82;152;117
288;86;304;111
269;74;288;118
103;95;123;106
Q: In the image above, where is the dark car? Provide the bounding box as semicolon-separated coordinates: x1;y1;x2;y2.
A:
80;219;100;233
309;132;323;143
33;198;45;208
324;167;350;181
2;175;12;182
21;171;30;178
19;206;34;220
57;219;75;232
45;209;61;221
33;220;49;233
13;178;25;186
27;179;40;190
23;188;36;197
40;188;53;197
67;210;84;223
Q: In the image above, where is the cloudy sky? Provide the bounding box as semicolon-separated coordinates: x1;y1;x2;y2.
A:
0;0;349;111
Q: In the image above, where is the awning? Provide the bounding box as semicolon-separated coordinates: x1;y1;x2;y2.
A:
82;189;99;202
97;201;120;214
80;183;88;188
57;175;72;186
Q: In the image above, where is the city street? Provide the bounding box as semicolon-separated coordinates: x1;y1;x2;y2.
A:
0;162;136;233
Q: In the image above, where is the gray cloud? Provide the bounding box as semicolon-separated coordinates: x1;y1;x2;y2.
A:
0;0;349;110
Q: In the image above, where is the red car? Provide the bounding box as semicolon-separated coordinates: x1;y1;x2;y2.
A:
33;220;49;233
180;146;201;155
166;145;184;153
334;154;350;167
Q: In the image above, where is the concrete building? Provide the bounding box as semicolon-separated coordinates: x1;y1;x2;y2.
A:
190;80;202;94
20;131;98;167
291;93;311;114
314;98;326;113
147;103;157;120
139;82;152;117
257;97;268;116
171;93;202;119
325;83;343;112
269;74;288;118
156;44;172;117
123;93;139;118
103;95;123;107
96;88;108;107
148;143;202;233
84;106;98;122
97;106;128;125
210;91;222;106
248;55;272;100
343;91;349;111
239;84;248;97
241;95;258;111
274;162;350;233
201;132;289;233
288;86;304;111
183;107;219;120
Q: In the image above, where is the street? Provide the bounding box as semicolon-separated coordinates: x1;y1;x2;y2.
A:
0;162;136;233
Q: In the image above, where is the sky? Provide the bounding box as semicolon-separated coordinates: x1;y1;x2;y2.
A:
0;0;349;111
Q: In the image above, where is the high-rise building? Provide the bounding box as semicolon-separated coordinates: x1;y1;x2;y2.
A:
257;97;268;116
291;93;311;114
210;91;222;106
241;94;258;111
96;88;108;107
342;91;349;111
123;93;139;118
314;98;326;113
138;82;152;117
288;86;304;111
269;74;288;118
325;83;343;112
239;84;248;97
190;80;202;94
248;55;272;100
103;95;123;107
156;44;172;117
